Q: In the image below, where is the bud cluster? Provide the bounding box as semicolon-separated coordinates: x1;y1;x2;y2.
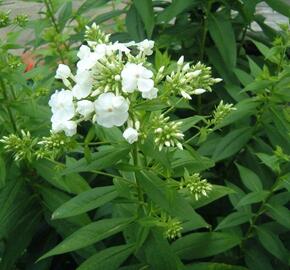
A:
152;115;184;151
208;100;236;126
180;170;212;200
160;215;183;240
0;10;10;28
0;11;28;28
85;23;110;44
165;56;222;100
36;133;76;159
92;54;124;95
0;130;37;161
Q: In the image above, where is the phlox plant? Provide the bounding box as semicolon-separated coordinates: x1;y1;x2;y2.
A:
1;24;236;269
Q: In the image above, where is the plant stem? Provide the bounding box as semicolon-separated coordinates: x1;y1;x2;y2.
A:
43;0;69;62
237;25;248;56
132;143;144;205
198;1;212;114
0;78;17;133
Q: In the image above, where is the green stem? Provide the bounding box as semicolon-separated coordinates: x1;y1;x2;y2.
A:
132;143;144;205
237;25;248;56
163;97;183;115
0;78;17;133
43;0;69;62
198;1;212;114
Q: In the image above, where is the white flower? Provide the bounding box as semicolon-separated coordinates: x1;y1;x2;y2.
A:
51;118;77;137
55;64;71;80
95;92;129;128
121;63;154;93
192;88;206;95
137;39;154;55
76;44;106;71
142;87;158;100
72;70;93;99
76;100;94;118
123;127;138;144
48;89;75;121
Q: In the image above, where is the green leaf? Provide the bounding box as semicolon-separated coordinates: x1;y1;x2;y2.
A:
208;13;237;68
156;0;196;23
179;115;205;132
52;186;117;219
186;262;247;270
0;209;42;270
58;1;72;30
266;204;290;229
236;164;263;192
172;232;241;260
60;146;130;175
245;243;273;270
142;230;184;270
234;68;254;87
172;148;214;177
215;211;251;231
213;127;253;162
39;218;133;260
77;244;135;270
256;226;289;263
237;191;269;207
247;56;262;77
256;153;280;173
137;170;208;229
251;40;279;63
133;0;154;37
33;159;90;194
75;0;109;16
90;10;124;25
126;5;145;41
265;0;290;18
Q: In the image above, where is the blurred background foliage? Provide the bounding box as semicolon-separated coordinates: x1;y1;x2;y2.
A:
0;0;290;269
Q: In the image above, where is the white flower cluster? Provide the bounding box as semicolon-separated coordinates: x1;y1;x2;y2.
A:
48;24;221;148
49;34;156;141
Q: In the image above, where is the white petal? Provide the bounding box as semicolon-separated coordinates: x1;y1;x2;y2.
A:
77;45;91;59
72;84;92;99
55;64;71;79
142;87;158;100
137;78;154;92
76;100;94;118
123;127;138;144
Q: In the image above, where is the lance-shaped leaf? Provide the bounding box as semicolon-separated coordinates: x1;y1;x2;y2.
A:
39;218;134;260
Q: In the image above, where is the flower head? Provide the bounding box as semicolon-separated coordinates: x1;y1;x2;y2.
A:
55;64;71;80
94;92;129;128
48;89;75;121
121;63;154;93
136;39;154;56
